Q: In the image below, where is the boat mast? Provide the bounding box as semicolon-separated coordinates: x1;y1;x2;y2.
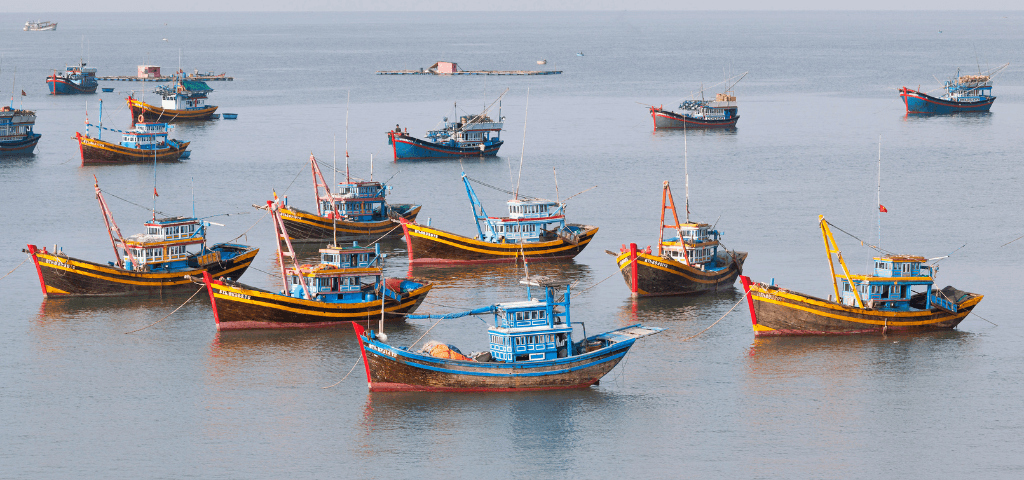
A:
345;90;350;183
93;176;137;269
659;181;690;265
269;200;311;299
333;136;338;247
683;120;690;223
514;88;530;200
877;135;881;248
820;216;864;308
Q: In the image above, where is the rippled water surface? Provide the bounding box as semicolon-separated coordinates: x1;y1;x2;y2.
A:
2;11;1024;478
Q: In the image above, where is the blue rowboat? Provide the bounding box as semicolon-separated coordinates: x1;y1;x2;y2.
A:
221;113;237;119
101;87;114;92
353;277;664;392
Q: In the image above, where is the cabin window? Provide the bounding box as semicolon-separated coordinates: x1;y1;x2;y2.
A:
871;286;879;294
515;337;524;346
147;227;159;235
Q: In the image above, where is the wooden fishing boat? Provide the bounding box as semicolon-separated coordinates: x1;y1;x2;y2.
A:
76;101;190;165
650;72;745;129
24;21;57;31
23;178;258;297
739;216;983;336
900;64;1007;114
127;77;218;122
401;173;598;264
615;181;745;296
262;154;421;242
46;62;97;95
353;276;664;392
199;200;431;330
388;90;506;160
0;107;41;156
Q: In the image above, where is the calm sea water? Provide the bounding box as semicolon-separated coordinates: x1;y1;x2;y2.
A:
2;11;1024;478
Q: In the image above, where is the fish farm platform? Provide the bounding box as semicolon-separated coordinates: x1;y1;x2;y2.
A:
97;76;234;82
376;70;561;76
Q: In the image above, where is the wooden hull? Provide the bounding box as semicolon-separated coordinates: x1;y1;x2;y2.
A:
47;77;97;95
76;132;190;165
401;219;598;265
354;323;634;392
0;133;41;155
277;204;421;242
24;244;258;298
203;277;432;330
739;276;984;336
389;131;502;160
900;87;995;114
651;107;738;128
128;98;219;122
616;250;747;296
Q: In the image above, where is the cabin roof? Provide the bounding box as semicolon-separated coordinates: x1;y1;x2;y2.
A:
679;222;710;228
147;216;198;225
495;299;543;310
319;246;375;254
877;255;927;263
181;80;212;91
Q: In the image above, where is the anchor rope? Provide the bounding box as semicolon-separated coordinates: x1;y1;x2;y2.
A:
408;315;447;350
322;355;363;389
124;286;205;334
0;257;28;281
680;288;749;342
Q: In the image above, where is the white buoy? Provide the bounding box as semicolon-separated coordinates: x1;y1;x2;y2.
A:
377;332;388;342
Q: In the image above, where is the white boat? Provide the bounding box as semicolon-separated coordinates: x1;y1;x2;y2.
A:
24;21;57;31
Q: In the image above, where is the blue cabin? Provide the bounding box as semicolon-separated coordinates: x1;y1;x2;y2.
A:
661;222;724;268
487;280;574;363
316;181;390;221
120;216;240;272
155;79;214;112
285;242;397;303
837;255;937;311
424;113;503;149
942;71;993;103
463;173;584;244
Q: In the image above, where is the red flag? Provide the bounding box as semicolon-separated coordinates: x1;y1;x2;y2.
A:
21;90;26;96
879;204;887;212
154;187;159;197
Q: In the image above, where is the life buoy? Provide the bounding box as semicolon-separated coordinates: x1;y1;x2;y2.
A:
138;114;145;123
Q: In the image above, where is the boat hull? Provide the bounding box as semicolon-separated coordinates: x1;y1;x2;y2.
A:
47;77;97;95
0;133;41;156
24;244;258;298
76;132;190;165
354;323;634;392
277;204;421;242
739;276;984;336
203;277;432;330
616;250;747;296
128;98;219;122
899;87;995;114
651;107;738;128
389;131;502;160
401;219;598;265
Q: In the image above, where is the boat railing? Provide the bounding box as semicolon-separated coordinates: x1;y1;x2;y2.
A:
928;291;958;313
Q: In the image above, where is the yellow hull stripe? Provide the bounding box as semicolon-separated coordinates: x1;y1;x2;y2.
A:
212;285;429;317
281;208;393;230
615;252;729;285
36;252;256;286
750;289;980;326
408;226;593;256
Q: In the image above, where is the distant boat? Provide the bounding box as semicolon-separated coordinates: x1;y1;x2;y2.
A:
23;177;258;297
46;61;98;95
353;276;664;392
537;60;547;65
388;90;506;160
221;113;237;119
651;72;746;129
739;216;984;336
401;172;598;265
75;101;190;165
127;76;218;122
24;21;57;31
615;181;746;296
576;52;584;56
101;87;114;92
900;63;1008;114
0;107;42;156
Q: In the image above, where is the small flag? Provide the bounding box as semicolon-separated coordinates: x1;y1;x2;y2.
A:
879;204;888;213
21;90;26;96
273;190;279;201
154;187;159;197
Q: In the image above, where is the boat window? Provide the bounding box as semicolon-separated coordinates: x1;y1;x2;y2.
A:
515;337;523;345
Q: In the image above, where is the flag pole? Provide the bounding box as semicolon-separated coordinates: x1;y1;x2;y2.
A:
877;135;881;249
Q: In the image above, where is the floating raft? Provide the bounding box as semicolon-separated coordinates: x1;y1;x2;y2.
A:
97;75;233;82
378;61;560;76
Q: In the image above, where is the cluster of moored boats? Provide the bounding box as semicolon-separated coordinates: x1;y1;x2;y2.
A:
7;62;996;393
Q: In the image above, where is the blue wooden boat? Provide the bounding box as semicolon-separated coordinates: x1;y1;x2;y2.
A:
46;62;98;95
101;87;114;93
900;64;1007;114
199;201;431;330
353;276;664;392
76;106;190;165
221;113;237;119
651;72;745;129
0;107;41;156
388;93;505;160
401;172;598;264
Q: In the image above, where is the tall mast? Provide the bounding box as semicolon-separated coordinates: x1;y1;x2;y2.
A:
345;90;350;183
877;135;881;248
333;136;338;247
514;88;530;200
683;119;690;223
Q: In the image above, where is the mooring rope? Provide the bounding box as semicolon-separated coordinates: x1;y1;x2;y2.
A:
124;286;205;334
0;257;28;281
575;255;634;297
322;355;363;389
681;288;750;342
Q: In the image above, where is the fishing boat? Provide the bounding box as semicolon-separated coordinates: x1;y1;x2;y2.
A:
24;21;57;31
23;177;258;297
650;72;746;129
75;101;190;165
0;107;41;156
127;77;218;122
738;216;983;336
401;172;598;264
198;200;431;330
615;181;746;296
46;62;98;95
388;91;506;160
264;154;421;242
353;275;664;392
899;64;1008;114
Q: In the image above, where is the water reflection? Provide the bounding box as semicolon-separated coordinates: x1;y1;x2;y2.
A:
902;112;994;126
614;288;745;327
36;293;210;325
652;126;739;137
